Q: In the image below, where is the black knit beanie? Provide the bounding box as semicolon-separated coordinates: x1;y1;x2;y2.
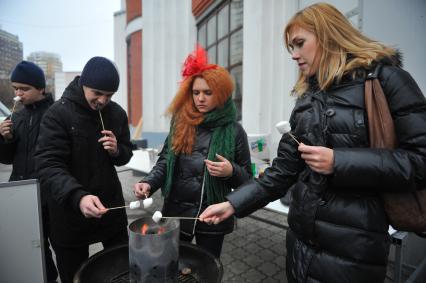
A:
10;61;46;89
79;56;120;92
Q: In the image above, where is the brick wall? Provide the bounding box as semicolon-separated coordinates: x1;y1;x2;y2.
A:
192;0;215;17
126;0;142;22
127;31;142;126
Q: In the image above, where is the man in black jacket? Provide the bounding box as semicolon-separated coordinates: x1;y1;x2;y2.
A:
0;61;58;282
35;57;133;283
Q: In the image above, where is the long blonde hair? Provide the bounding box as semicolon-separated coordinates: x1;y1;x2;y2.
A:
284;2;396;96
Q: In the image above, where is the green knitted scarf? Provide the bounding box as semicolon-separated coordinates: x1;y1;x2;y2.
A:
163;98;237;204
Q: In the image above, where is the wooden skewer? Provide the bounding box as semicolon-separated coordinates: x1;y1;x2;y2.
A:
160;216;201;220
105;205;129;210
288;133;300;145
10;101;18;120
106;195;151;211
98;110;106;131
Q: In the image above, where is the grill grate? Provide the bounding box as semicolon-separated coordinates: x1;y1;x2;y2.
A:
110;271;130;283
178;273;200;283
109;271;200;283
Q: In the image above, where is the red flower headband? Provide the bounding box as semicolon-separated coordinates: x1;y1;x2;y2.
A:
181;44;217;81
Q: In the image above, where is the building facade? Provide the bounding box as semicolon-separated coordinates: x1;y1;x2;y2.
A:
114;0;195;145
27;51;63;96
125;0;142;128
114;0;426;154
113;6;128;115
54;71;81;101
0;28;23;80
0;27;23;108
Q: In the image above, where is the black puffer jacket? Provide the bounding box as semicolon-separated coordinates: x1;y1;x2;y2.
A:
143;123;252;236
227;57;426;283
35;77;133;247
0;94;53;185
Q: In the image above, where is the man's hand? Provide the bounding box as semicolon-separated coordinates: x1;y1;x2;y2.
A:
204;154;233;177
199;201;235;225
298;143;334;174
133;182;151;199
98;130;118;156
79;195;108;218
0;120;13;140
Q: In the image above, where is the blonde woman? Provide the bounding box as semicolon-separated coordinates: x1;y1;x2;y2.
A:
200;3;426;282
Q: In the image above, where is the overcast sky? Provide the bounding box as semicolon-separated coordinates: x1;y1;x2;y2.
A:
0;0;121;72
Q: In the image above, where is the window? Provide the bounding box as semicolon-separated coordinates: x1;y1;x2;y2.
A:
197;0;243;120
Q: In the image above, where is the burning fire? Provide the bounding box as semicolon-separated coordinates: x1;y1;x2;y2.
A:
140;223;166;235
141;224;148;235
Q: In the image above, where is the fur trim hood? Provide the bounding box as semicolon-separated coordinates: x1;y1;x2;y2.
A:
372;49;403;68
376;49;403;68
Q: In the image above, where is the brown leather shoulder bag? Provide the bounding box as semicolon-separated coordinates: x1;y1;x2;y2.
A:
365;65;426;233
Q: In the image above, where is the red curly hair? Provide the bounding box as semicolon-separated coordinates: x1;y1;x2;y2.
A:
167;65;234;154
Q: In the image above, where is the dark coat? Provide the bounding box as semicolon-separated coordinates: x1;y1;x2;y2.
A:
34;77;133;247
227;57;426;283
143;123;252;236
0;94;53;184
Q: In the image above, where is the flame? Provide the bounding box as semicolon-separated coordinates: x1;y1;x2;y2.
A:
157;226;166;235
141;224;148;235
140;223;166;235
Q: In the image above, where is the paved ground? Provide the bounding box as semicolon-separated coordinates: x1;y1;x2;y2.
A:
0;164;411;282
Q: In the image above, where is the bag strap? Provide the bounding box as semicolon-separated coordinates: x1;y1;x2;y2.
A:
366;66;426;234
364;64;398;149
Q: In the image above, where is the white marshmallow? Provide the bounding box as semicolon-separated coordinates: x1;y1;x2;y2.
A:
275;121;292;134
143;198;153;208
129;200;141;209
152;211;162;223
13;96;21;102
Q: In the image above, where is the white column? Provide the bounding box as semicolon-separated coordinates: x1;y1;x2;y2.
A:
142;0;196;132
54;72;65;101
242;0;299;158
113;9;128;112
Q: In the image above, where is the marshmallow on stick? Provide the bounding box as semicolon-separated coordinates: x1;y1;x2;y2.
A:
151;210;200;223
152;211;163;223
143;197;153;208
108;198;153;211
10;96;21;120
275;121;300;144
129;200;141;209
107;200;142;211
